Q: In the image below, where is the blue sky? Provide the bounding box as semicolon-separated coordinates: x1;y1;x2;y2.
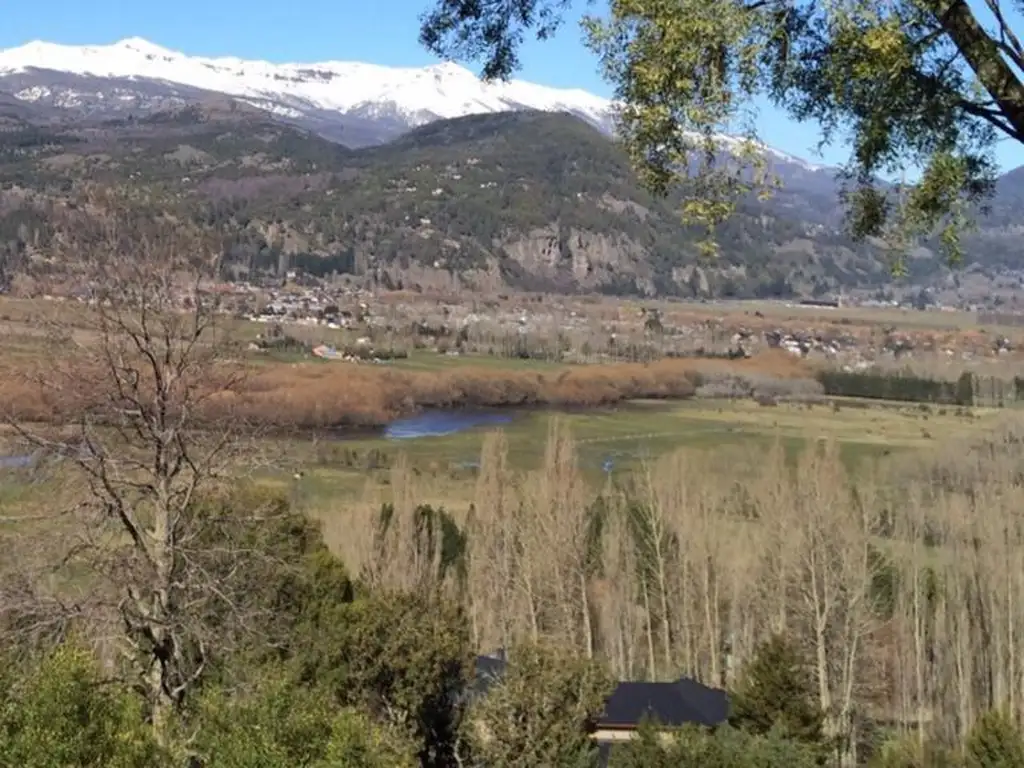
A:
3;0;1023;172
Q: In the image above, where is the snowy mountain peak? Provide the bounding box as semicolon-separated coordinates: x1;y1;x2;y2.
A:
423;61;474;78
0;37;827;170
0;37;614;130
113;37;175;56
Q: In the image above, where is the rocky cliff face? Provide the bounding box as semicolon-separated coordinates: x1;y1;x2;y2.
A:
499;226;655;294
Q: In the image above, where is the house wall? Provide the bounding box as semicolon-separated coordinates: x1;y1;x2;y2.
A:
592;728;676;744
593;729;634;742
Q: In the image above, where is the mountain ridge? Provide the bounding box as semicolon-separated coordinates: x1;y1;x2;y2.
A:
1;38;1023;304
0;103;907;299
0;36;826;171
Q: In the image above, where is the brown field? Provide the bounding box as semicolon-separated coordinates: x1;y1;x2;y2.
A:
667;298;982;330
4;288;1022;434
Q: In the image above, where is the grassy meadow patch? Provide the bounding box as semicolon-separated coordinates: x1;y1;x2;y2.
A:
265;396;1004;521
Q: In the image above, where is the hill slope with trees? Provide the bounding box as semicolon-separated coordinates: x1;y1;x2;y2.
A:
1;100;1019;298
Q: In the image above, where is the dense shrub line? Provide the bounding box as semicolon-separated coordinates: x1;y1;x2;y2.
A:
817;368;976;406
817;367;1024;408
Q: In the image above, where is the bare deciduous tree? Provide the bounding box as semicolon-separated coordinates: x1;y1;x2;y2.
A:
3;189;256;743
467;430;519;653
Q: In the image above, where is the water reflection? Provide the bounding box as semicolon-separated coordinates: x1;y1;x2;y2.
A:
384;410;514;440
0;454;34;470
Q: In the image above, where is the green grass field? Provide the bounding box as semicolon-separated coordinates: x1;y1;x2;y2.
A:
263;397;1005;512
1;392;1011;541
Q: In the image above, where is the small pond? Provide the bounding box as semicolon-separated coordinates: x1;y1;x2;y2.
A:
384;409;515;440
0;454;34;470
382;408;622;473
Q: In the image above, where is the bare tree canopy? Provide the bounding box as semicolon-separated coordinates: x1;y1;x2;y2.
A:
420;0;1024;267
0;186;266;743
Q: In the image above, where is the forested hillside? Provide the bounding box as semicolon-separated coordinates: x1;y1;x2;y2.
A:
0;100;1018;297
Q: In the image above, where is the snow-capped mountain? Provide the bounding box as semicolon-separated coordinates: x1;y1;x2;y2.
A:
0;36;830;172
0;37;616;145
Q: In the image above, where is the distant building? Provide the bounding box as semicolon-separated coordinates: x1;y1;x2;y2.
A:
469;651;730;765
594;677;730;743
799;297;841;308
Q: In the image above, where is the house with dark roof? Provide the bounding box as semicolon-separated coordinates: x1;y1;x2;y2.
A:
470;651;730;760
594;677;729;739
593;677;729;763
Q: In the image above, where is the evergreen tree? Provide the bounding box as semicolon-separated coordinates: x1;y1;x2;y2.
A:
291;589;471;768
467;641;613;768
186;672;417;768
0;644;169;768
965;709;1024;768
610;723;823;768
869;734;963;768
956;371;975;407
729;634;826;750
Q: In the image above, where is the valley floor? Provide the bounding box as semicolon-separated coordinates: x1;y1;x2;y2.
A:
255;395;1003;526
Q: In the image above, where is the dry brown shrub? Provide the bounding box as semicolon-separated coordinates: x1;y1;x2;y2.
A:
233;351;811;427
2;350;814;430
684;348;816;378
0;374;48;423
236;359;704;427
